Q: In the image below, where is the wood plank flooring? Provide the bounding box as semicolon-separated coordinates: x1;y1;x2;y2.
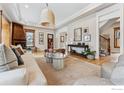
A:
33;51;120;65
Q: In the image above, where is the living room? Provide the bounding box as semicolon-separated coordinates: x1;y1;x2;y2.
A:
0;1;124;93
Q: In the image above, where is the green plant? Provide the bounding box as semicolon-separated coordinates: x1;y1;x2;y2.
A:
81;50;96;56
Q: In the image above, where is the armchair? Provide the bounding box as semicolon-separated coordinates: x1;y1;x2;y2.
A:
74;54;124;85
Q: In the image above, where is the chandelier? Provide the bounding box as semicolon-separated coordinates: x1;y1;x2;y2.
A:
40;3;55;27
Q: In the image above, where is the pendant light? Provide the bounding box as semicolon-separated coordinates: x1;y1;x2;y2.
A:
41;3;55;27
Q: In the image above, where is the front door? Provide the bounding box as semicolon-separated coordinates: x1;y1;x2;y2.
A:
47;34;54;49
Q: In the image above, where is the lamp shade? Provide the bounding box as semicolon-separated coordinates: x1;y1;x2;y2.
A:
41;8;55;27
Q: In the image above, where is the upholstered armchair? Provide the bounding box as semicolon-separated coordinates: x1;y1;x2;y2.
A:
74;54;124;85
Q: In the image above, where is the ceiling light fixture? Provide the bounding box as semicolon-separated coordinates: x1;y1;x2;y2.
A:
24;4;29;8
40;3;55;27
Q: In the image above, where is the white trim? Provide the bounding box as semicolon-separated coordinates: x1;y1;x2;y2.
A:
96;14;99;59
24;24;55;30
0;4;12;21
120;4;124;54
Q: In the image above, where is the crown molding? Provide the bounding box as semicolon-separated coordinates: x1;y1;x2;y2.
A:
56;3;115;30
24;24;55;31
0;4;12;22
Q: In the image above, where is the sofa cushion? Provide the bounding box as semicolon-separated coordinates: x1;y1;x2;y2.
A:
0;68;28;85
21;53;47;85
116;54;124;66
12;48;24;65
73;76;113;85
110;66;124;85
101;62;116;79
4;45;18;69
0;44;9;72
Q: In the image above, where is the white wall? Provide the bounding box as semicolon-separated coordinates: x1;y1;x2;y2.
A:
55;4;122;59
0;5;12;22
24;26;55;51
55;14;97;52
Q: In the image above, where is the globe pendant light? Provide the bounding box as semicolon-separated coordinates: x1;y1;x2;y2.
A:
41;3;55;27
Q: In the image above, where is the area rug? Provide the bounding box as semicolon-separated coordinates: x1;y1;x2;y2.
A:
35;56;101;85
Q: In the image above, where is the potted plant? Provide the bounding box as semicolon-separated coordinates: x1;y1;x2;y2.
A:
81;49;96;60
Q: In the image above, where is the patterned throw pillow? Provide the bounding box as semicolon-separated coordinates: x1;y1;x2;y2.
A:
12;48;24;65
17;45;25;54
0;44;9;72
16;47;24;55
4;45;18;69
11;45;25;55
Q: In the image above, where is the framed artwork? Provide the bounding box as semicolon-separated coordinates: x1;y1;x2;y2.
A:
48;34;53;39
114;27;120;48
47;34;54;49
83;27;89;33
39;32;44;45
0;11;2;31
84;34;91;42
74;28;82;41
60;36;64;42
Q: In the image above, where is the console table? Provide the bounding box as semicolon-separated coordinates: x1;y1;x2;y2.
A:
68;44;89;54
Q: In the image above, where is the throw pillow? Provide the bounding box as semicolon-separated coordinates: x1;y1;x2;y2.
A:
10;45;17;49
0;44;9;72
17;44;25;54
12;48;24;65
16;47;24;55
11;45;25;55
4;45;18;69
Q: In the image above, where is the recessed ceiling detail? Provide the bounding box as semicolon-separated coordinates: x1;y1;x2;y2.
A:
0;3;89;27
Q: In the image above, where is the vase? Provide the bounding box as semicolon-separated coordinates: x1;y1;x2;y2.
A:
87;54;95;60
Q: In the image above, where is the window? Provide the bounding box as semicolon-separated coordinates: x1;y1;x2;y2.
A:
25;29;35;48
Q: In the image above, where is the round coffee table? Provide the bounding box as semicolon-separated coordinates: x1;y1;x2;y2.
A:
52;53;64;70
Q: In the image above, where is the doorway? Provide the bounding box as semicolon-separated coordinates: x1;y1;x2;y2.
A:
99;17;120;57
25;29;35;49
47;34;54;49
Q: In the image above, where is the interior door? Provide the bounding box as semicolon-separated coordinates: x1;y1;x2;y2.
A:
47;34;54;49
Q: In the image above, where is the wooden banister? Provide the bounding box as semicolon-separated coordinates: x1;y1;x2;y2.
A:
99;35;109;41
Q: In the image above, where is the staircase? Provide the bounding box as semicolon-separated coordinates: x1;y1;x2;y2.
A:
99;35;110;56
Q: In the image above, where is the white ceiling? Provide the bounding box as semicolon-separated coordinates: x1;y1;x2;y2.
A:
1;3;90;27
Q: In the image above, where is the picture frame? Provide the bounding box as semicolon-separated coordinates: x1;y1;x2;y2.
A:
39;32;44;45
60;36;64;42
83;27;89;33
84;34;91;42
114;27;120;48
74;27;82;41
0;11;2;31
48;34;53;39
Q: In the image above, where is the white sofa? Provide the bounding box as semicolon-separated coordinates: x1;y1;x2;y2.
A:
74;54;124;85
0;53;47;85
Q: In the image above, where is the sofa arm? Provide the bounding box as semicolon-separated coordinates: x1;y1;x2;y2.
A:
0;68;28;85
101;62;116;79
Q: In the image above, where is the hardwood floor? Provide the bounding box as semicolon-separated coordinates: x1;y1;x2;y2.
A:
69;53;120;65
33;51;120;85
33;51;120;65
